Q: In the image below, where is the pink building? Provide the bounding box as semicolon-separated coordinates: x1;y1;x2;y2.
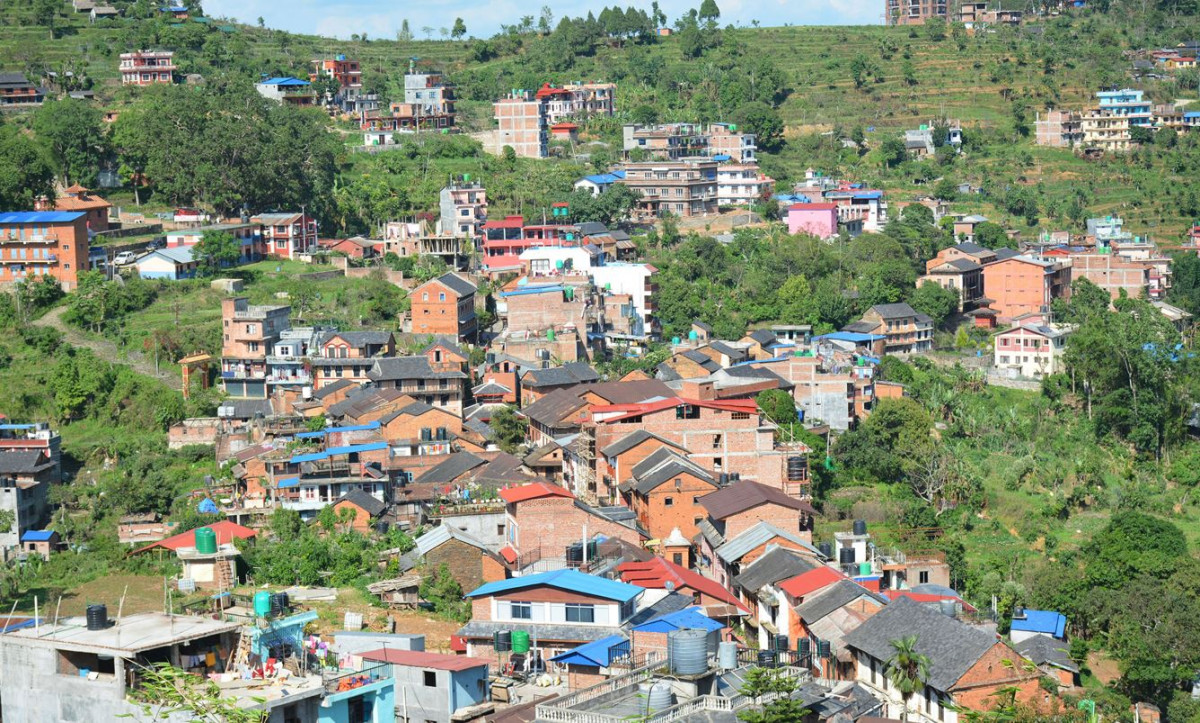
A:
787;203;839;239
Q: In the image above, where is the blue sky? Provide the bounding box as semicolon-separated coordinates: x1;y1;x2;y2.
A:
204;0;880;41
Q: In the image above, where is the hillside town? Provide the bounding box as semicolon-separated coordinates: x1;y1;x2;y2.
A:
3;0;1200;722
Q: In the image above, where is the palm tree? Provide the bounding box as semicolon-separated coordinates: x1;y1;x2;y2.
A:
886;635;931;723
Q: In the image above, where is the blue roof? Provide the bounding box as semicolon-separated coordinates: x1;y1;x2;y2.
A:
582;171;625;185
465;569;643;603
549;635;629;667
21;530;55;542
260;77;310;87
501;285;565;298
0;212;86;224
289;451;327;464
328;421;381;433
325;441;388;456
1186;112;1200;119
0;424;36;430
816;331;887;343
712;154;731;162
294;431;326;439
1011;609;1066;638
632;607;723;634
851;191;883;200
0;618;38;633
277;476;300;488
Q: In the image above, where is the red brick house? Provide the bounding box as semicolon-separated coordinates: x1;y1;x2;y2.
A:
330;488;387;533
598;430;688;495
410;272;478;341
698;479;817;542
498;482;646;571
618;556;749;618
621;448;718;547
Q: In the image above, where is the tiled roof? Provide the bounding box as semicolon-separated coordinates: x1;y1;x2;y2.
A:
599;430;686;458
522;362;600;388
368;356;466;382
518;387;588;428
629;447;716;495
778;566;846;599
617;557;748;612
869;302;920;320
414;452;486;485
0;450;51;475
794;579;885;624
699;479;816;520
1014;635;1078;674
419;272;476;297
843;597;999;692
334;488;386;517
730;545;819;592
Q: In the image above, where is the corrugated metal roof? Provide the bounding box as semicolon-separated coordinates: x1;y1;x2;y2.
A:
325;441;388;456
0;212;86;223
631;607;723;633
465;568;642;603
1010;609;1066;637
549;635;629;666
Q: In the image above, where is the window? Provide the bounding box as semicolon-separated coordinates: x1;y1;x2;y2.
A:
673;553;684;565
919;570;930;584
870;657;877;684
713;457;723;470
712;434;722;449
497;523;505;536
424;670;437;687
565;604;595;623
508;601;532;620
422;292;429;301
732;412;751;420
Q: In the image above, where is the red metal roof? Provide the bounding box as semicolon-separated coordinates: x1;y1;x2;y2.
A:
778;566;844;599
617;556;749;613
449;634;467;652
550;123;578;130
360;648;488;671
499;482;574;504
483;215;525;229
132;520;256;554
593;397;757;424
498;545;518;564
789;203;839;211
535;83;571;98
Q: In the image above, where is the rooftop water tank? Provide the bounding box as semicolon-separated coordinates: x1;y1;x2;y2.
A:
194;526;217;554
667;629;708;675
253;591;272;617
86;604;108;631
647;681;675;713
718;641;738;670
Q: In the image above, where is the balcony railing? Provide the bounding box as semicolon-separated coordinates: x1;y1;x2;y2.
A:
323;663;389;694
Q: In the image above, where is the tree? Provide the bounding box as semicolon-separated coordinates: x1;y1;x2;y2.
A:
1085;512;1187;590
0;126;55;211
32;98;106;185
193;230;240;277
886;636;931;722
679;22;704;58
451;18;467;39
971;221;1008;249
757;389;798;425
737;667;804;723
911;281;960;328
397;19;413;41
836;397;933;483
1051;277;1110;326
126;662;266;723
698;0;721;26
419;563;469;621
733;102;783;153
489;405;528;454
651;1;667;28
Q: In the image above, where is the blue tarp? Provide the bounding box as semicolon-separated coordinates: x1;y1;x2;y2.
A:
325;441;388;456
632;608;723;634
277;476;300;488
549;635;629;667
1011;609;1066;638
197;498;219;514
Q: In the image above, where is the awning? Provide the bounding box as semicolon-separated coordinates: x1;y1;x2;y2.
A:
277;476;300;488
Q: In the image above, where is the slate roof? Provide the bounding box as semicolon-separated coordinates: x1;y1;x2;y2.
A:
993;248;1021;260
224;399;274;419
368;356;467;382
519;387;588;428
599;430;686;458
313;378;355;400
326;387;408;419
699;479;816;520
522;361;600;388
731;546;819;592
0;450;51;475
415;452;486;485
335;488;386;517
424;336;466;358
625;592;695;627
320;330;393;348
933;258;982;272
842;321;880;334
414;523;493;556
581;379;674;404
794;579;885;623
747;329;777;346
870;303;921;320
692;320;714;333
427;272;477;297
708;341;748;361
576;221;609;236
377;400;441;426
456;620;622;644
681;349;721;372
629;447;716;495
843;596;999;692
952;242;990;255
1014;635;1078;673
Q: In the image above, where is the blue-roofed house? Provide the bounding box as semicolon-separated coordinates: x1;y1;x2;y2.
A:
1009;608;1067;643
20;529;58;560
456;569;644;661
255;76;316;106
549;634;631;687
627;607;724;669
0;211;90;291
574;170;626;197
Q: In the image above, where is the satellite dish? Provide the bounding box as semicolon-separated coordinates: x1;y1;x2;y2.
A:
664;581;676;592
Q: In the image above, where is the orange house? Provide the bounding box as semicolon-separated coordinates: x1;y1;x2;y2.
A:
331;488;387;533
981;255;1072;322
598;429;689;493
0;211;90;290
622;448;718;546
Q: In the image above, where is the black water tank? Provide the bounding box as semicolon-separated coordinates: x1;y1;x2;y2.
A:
276;592;290;611
375;521;390;535
719;473;730;486
494;630;512;652
786;456;807;481
839;547;855;564
818;541;833;559
757;650;776;668
730;472;740;482
86;604;109;631
853;519;867;536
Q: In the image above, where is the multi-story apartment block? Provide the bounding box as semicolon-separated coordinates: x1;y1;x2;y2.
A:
1068;252;1152;300
220;297;292;399
0;421;61;550
981;255;1072;322
0;211;89;290
708;123;757;162
886;0;948;25
620;159;718;220
622;123;757;162
254;77;316;106
536;82;616;124
823;187;888;232
119;50;175;85
1096;89;1153;125
405;67;455;117
311;54;376;112
251;212;318;260
481;216;583;273
847;303;934;355
438;179;487;238
310;331;397;390
382;220;469;269
1035;109;1084;148
494;91;547;159
716;164;775;206
0;73;44;107
1080;89;1152;152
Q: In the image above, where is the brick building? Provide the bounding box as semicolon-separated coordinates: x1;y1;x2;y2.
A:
886;0;947;25
310;330;396;390
501;281;595;335
410;523;505;594
698;479;816;543
494;91;547;159
367;349;470;416
409;272;478;340
0;211;90;291
36;185;111;234
846;303;933;355
620;159;718;220
330;488;386;533
251;212;318;260
1067;252;1151;299
498;483;646;570
621;448;718;546
0;73;44;107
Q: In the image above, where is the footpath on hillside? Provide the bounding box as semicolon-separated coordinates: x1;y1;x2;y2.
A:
34;306;183;390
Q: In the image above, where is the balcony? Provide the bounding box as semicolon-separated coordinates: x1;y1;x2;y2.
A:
323;664;389;695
